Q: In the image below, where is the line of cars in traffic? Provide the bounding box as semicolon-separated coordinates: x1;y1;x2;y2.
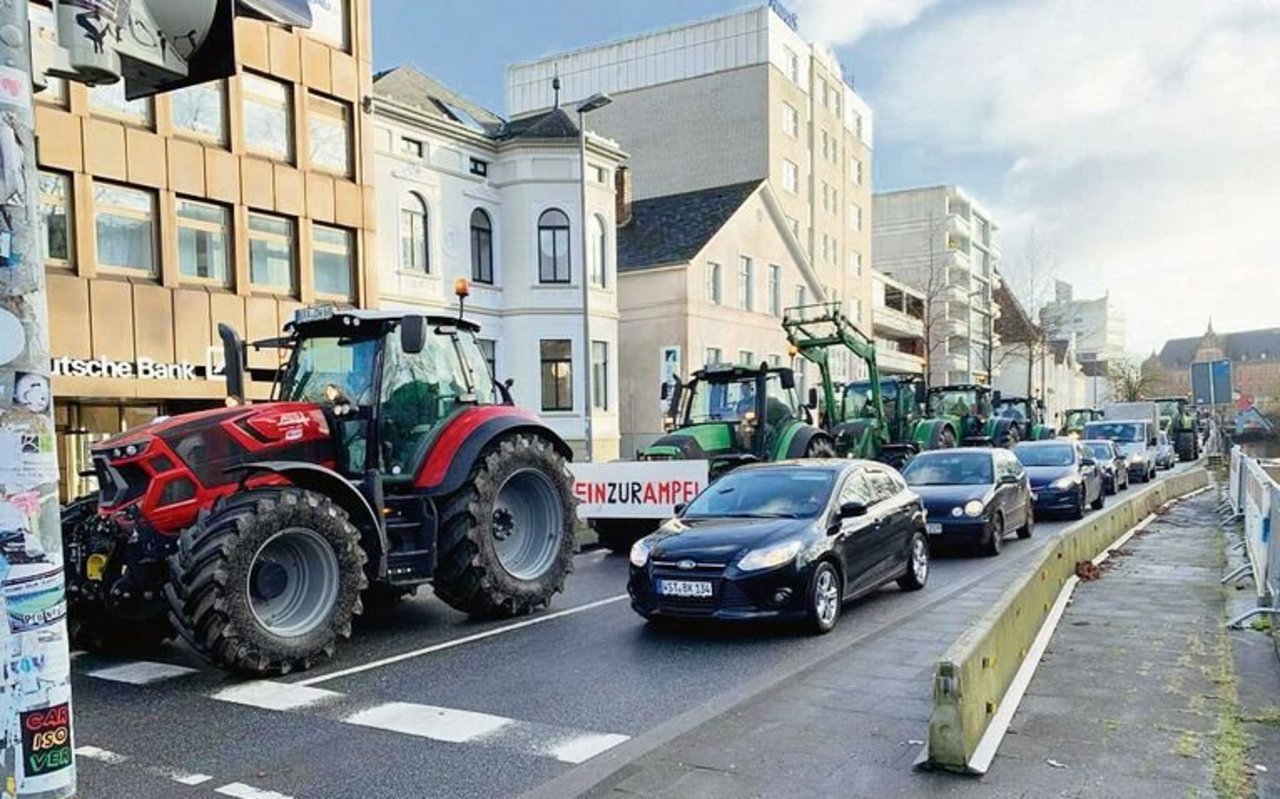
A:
624;421;1177;634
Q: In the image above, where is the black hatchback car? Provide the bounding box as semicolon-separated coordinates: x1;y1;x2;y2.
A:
900;448;1034;556
628;460;929;633
1013;440;1105;519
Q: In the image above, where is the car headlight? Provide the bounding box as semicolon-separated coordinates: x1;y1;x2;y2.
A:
1129;453;1146;463
737;540;803;572
964;500;984;517
1051;476;1076;490
629;538;652;568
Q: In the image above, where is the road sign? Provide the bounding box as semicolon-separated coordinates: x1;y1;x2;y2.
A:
1190;358;1232;405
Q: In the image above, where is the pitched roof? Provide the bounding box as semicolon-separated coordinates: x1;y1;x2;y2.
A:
373;65;505;134
1158;327;1280;368
617;181;763;271
497;108;580;140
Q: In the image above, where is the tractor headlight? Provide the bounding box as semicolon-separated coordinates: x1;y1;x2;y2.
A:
629;538;653;568
964;500;984;517
662;415;676;432
738;540;803;572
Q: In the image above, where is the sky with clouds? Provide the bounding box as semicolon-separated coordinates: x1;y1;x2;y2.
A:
373;0;1279;355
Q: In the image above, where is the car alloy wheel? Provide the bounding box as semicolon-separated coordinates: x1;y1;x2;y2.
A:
808;562;841;634
982;512;1003;557
898;533;929;591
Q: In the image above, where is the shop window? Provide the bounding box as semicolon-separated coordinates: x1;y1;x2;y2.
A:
243;73;294;162
248;213;296;294
94;183;156;275
177;199;231;286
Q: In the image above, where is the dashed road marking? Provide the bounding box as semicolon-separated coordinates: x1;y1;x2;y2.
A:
212;681;343;711
163;769;215;786
214;783;294;799
74;745;128;764
87;661;199;685
544;732;632;765
78;744;282;796
345;702;511;743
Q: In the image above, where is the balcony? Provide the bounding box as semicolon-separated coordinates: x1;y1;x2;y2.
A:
872;304;924;340
878;348;925;376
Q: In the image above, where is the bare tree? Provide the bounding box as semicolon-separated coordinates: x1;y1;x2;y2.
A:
916;211;952;385
1001;229;1056;399
1109;358;1161;401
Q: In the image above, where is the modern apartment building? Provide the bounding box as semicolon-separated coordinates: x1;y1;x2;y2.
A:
870;270;925;375
370;66;628;460
1038;281;1127;365
872;185;1000;386
507;4;874;374
36;0;375;499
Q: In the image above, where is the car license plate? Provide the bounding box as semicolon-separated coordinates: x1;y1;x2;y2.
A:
657;579;713;598
926;522;943;535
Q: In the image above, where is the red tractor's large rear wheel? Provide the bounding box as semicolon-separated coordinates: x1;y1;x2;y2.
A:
165;488;367;674
434;434;575;618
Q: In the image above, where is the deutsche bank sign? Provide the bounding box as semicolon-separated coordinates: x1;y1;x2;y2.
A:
50;347;226;382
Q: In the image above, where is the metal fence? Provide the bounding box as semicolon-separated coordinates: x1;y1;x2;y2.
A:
1226;445;1280;627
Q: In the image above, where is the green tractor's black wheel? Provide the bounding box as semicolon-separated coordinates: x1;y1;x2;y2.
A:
165;488;367;675
804;435;837;459
434;434;576;619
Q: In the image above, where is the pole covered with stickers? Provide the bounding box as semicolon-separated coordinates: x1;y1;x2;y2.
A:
0;1;76;796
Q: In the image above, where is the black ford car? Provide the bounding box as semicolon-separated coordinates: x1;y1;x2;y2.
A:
628;460;929;633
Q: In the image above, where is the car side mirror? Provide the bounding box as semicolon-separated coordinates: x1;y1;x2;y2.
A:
914;382;928;409
673;503;686;516
400;315;427;354
839;500;868;519
991;390;1002;405
807;387;819;410
779;368;797;390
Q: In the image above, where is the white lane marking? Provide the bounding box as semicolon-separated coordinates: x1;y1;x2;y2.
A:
543;732;631;764
346;701;512;743
212;680;343;711
296;594;629;686
214;783;294;799
74;746;129;764
145;766;214;786
87;661;198;685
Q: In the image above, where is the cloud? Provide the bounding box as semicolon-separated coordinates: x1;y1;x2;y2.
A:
792;0;946;45
865;0;1280;353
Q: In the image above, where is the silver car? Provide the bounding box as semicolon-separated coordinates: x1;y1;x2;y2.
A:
1155;431;1176;470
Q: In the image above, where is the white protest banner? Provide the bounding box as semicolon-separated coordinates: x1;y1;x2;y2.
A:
570;460;710;520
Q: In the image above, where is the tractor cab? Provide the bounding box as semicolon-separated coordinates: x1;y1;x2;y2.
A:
927;384;1019;447
1059;407;1102;438
993;395;1053;440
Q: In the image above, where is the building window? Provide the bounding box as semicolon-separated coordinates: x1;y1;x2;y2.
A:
795;284;807;308
706;261;722;304
591;341;609;410
38;171;71;268
537;208;571;283
470;208;493;284
400;193;428;273
540;340;573;412
171;81;227;144
850;250;862;276
592;165;608;183
706;347;724;366
768;265;781;316
89;82;152;126
785;47;800;84
470;158;489;177
478;338;497;378
782;160;799;194
850;203;862;231
401;137;425;159
243;73;293;162
737;256;754;310
816;77;828;108
308;0;349;49
850;157;863;185
94;183;156;275
313;224;354;298
768;354;783;367
248;213;296;294
176;199;230;286
308;94;352;176
782;102;798;138
739;350;756;367
590;214;607;287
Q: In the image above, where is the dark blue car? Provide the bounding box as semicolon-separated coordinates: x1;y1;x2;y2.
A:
900;448;1034;556
1013;440;1105;519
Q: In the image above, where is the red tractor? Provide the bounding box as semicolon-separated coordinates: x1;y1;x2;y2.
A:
63;300;576;674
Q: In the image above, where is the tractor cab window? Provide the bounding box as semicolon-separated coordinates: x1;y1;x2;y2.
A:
843;380;889;422
929;389;986;418
996;400;1028;421
280;335;380;407
762;373;799;428
686;376;755;424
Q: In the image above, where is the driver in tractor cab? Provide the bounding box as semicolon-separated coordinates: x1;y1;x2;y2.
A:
951;397;971;417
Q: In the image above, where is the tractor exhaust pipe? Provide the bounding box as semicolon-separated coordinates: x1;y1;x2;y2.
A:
218;323;247;406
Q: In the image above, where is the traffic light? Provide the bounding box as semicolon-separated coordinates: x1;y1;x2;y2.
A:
39;0;312;99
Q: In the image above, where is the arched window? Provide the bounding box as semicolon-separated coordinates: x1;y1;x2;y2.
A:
400;193;428;273
470;208;493;284
590;214;607;287
537;208;570;283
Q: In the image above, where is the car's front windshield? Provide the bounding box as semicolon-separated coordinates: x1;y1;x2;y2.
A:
280;335;380;405
1083;422;1143;442
1015;445;1076;468
1085;442;1113;460
683;469;835;518
902;453;993;486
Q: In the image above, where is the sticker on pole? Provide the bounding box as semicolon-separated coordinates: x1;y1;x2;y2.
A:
570;460;709;520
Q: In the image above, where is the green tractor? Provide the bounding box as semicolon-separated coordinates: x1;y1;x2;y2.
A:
590;361;834;553
1059;407;1103;438
782;303;957;468
926;384;1021;447
1152;396;1201;461
993;395;1056;441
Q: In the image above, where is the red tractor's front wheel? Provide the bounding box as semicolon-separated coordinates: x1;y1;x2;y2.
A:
434;434;576;618
165;488;367;674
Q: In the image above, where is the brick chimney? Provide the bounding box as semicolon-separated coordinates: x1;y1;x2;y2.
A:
614;165;632;227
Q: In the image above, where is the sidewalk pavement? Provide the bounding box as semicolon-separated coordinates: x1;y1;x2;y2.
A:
586;490;1278;799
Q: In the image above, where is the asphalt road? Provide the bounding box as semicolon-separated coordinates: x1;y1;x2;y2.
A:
68;463;1196;799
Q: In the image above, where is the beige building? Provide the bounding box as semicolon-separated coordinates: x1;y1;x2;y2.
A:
507;4;874;358
870;270;926;375
616;180;827;455
33;0;376;499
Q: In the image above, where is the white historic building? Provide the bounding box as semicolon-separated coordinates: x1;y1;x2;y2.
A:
371;67;628;459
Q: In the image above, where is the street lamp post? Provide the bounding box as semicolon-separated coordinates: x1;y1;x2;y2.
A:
576;92;612;462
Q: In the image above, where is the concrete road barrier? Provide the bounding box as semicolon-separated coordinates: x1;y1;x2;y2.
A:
925;468;1210;773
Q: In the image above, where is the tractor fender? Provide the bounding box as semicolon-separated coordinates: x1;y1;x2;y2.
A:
831;419;875;458
915;418;956;450
228;461;387;576
414;406;572;497
784;424;830;459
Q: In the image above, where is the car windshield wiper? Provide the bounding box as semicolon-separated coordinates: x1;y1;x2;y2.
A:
750;511;802;518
